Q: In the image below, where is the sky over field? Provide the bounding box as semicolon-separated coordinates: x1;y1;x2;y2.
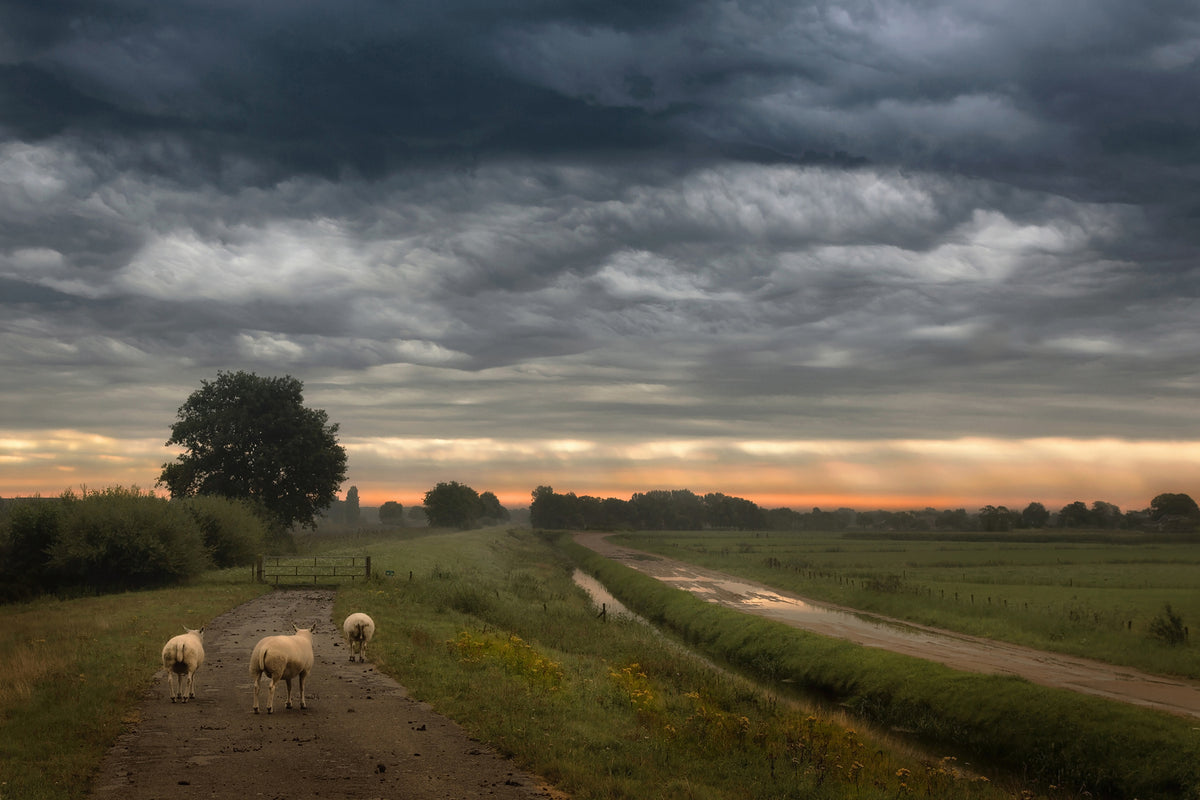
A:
3;1;1200;512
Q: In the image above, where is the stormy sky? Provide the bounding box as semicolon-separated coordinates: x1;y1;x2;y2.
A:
3;0;1200;512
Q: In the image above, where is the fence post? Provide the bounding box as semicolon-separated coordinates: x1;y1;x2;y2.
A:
255;556;263;583
365;556;372;580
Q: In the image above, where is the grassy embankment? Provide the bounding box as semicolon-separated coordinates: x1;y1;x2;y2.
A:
329;527;1017;800
557;532;1200;799
610;529;1200;679
0;570;268;800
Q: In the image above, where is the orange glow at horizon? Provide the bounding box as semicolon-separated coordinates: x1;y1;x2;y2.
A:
3;430;1199;514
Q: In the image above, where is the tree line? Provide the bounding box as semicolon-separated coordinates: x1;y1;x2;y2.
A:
528;486;1200;533
147;370;1200;536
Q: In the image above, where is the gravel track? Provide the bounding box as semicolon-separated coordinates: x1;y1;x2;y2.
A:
88;588;563;800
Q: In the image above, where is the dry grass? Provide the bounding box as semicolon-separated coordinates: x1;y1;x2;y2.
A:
0;600;106;714
0;574;267;800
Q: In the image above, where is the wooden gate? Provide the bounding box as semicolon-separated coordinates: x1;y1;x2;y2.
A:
254;555;371;585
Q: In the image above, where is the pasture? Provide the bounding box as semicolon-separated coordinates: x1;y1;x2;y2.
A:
611;529;1200;679
4;526;1199;799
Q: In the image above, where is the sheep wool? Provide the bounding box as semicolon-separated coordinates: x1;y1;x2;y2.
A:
249;623;317;714
342;612;375;663
161;627;205;703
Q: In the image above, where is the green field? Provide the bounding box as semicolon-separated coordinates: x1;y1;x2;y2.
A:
610;529;1200;679
4;527;1200;800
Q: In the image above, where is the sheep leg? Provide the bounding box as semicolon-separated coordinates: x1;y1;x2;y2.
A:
168;672;180;702
283;677;293;709
184;670;195;702
267;676;279;713
298;672;307;709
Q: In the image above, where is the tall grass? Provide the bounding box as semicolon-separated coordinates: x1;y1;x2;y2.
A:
0;572;267;800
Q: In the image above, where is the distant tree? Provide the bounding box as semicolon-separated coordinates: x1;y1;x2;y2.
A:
764;507;805;531
423;481;482;528
379;501;405;525
408;506;428;526
1149;493;1200;521
1090;500;1122;529
979;505;1014;532
934;508;972;530
158;371;347;535
1020;502;1050;529
704;492;767;530
344;486;361;525
478;491;510;522
530;485;570;529
1057;501;1091;528
806;507;856;531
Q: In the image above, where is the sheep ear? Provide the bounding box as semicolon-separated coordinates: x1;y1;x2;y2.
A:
198;627;205;635
309;623;318;633
181;625;189;632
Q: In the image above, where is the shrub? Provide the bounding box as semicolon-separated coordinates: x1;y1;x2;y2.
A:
49;487;210;592
0;498;65;600
1149;603;1188;646
180;495;267;567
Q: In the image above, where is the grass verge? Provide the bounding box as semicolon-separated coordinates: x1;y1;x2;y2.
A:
558;534;1200;800
0;571;268;800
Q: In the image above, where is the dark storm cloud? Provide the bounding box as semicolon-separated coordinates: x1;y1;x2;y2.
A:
5;0;1199;206
0;0;701;183
3;0;1200;505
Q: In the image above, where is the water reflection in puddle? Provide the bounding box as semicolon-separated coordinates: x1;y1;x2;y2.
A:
615;568;927;648
572;569;645;622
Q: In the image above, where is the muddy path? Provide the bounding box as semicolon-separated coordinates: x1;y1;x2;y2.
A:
89;589;562;800
574;532;1200;719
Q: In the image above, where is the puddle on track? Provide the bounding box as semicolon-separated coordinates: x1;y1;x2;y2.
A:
573;531;1200;719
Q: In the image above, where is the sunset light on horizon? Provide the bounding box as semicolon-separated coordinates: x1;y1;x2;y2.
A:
3;429;1197;516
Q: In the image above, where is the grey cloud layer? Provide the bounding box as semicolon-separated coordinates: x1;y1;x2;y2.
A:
2;0;1199;459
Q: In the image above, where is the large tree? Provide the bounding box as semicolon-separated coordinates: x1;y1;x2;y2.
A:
378;500;405;525
423;481;482;528
1149;492;1199;521
158;371;347;531
1020;502;1050;529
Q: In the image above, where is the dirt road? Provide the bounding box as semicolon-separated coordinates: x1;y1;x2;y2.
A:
574;531;1200;719
88;589;561;800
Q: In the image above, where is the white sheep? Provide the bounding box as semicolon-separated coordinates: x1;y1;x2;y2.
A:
161;627;205;703
249;623;317;714
342;612;375;662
